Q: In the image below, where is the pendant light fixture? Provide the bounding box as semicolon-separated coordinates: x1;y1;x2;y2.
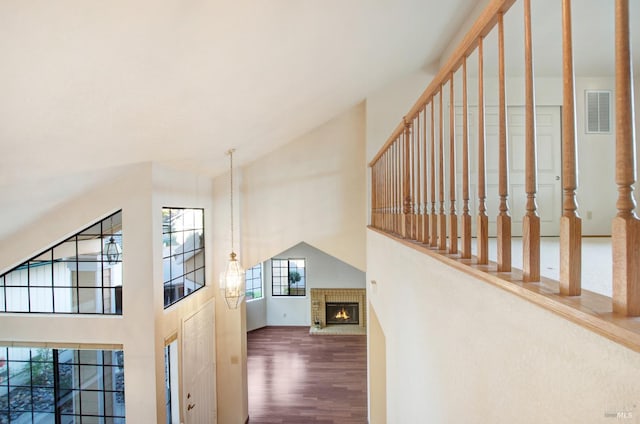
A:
104;215;121;265
220;149;245;309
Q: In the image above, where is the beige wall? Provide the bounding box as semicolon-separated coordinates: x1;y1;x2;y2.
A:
367;230;640;423
367;302;386;424
241;102;366;272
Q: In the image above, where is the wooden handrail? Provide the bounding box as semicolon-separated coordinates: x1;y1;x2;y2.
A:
368;0;518;168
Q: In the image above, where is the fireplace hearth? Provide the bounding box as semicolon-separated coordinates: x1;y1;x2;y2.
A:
326;302;359;325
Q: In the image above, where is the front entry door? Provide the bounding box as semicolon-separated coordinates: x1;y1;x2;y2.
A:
182;299;217;424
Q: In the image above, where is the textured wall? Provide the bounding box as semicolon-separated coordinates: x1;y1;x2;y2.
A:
367;230;640;423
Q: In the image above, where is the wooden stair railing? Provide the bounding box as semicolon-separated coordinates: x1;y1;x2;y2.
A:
369;0;640;351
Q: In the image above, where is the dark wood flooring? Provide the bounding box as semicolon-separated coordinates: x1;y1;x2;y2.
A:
247;326;368;424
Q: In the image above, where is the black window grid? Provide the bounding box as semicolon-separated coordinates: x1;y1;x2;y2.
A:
162;208;205;308
0;347;125;423
0;211;123;315
271;258;306;297
245;264;263;300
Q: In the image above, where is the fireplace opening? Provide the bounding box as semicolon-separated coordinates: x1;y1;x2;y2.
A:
326;302;359;325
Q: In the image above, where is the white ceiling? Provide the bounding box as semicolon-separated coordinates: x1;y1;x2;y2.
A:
0;0;637;241
0;0;483;182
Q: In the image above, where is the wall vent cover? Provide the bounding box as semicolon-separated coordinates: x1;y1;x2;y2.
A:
585;90;611;134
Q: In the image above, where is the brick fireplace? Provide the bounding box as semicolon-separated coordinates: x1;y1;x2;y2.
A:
310;288;366;329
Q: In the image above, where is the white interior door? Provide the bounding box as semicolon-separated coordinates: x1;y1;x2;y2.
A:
182;299;217;424
455;105;562;236
508;106;562;236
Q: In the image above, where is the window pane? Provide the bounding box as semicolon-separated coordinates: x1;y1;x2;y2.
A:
32;388;55;412
58;364;78;389
193;209;204;229
29;263;53;286
163;257;172;283
5;269;28;287
80;223;102;239
54;287;75;313
10;386;31;411
5;287;29;312
80;365;101;390
58;390;80;414
53;264;74;287
78;289;102;313
54;239;77;262
194;268;205;286
30;287;54;313
78;351;99;365
171;209;184;233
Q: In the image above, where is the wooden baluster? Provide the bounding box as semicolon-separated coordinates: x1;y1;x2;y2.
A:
403;119;412;239
477;36;489;265
392;142;397;234
387;151;391;232
497;12;512;272
423;106;430;244
380;156;384;230
387;148;391;232
523;0;540;282
372;161;377;228
411;117;420;240
386;150;391;232
396;139;402;235
560;0;582;295
430;101;438;247
409;117;416;240
380;155;384;230
439;90;447;251
449;74;458;254
612;0;640;316
461;56;472;259
416;113;423;243
378;159;383;230
392;144;396;233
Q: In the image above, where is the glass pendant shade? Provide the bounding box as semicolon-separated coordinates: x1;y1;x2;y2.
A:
220;252;245;309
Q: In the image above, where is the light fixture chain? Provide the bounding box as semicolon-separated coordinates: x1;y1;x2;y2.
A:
229;149;235;253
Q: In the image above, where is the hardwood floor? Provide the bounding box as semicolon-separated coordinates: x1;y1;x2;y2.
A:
247;326;368;424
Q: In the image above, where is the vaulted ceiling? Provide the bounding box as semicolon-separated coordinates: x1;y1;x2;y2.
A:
0;0;637;241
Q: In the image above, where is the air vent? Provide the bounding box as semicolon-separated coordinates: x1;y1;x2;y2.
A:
585;90;611;134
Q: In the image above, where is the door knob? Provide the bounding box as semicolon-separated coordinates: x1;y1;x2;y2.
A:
555;176;560;181
187;403;196;411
